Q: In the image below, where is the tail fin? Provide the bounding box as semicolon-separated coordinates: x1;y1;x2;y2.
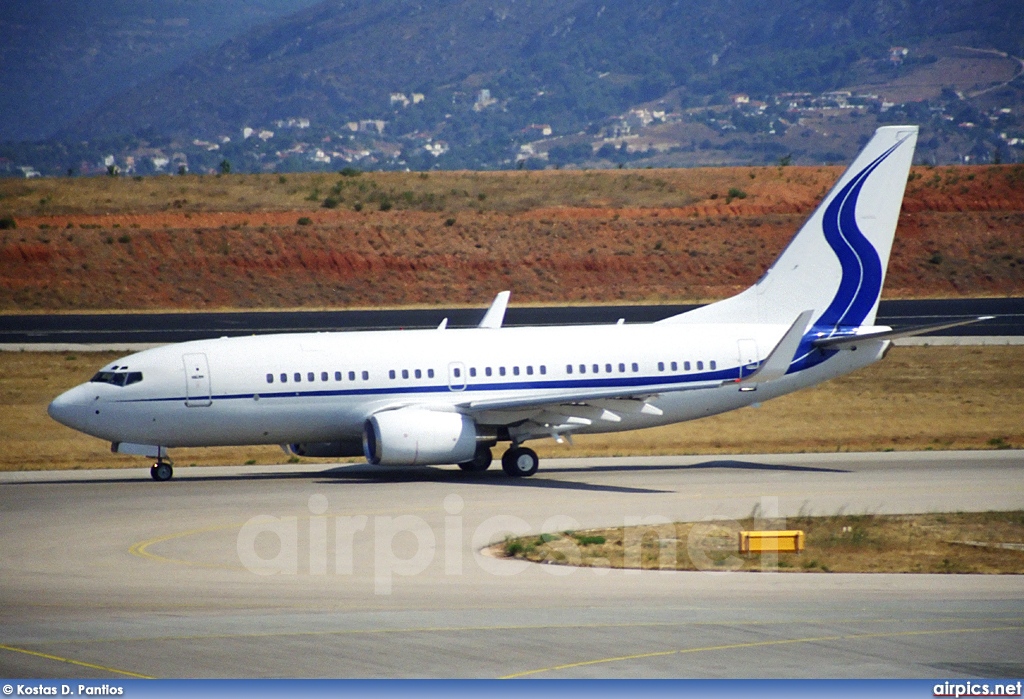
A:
660;125;918;328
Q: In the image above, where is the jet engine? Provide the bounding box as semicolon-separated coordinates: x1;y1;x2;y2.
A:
363;408;478;466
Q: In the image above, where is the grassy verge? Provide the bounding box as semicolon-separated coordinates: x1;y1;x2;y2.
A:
0;345;1021;471
495;511;1024;574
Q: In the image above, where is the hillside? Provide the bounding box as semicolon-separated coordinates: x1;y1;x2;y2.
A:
1;164;1022;311
67;0;1024;141
0;0;324;142
3;0;1022;176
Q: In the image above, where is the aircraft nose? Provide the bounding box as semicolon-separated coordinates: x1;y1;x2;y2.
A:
48;385;92;431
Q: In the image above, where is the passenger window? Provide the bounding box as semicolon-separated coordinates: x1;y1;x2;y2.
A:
684;361;691;371
619;363;625;373
513;366;520;376
454;367;461;378
499;367;506;376
658;362;665;371
348;371;356;381
566;365;573;374
428;369;435;379
697;361;704;370
710;361;717;370
526;366;533;375
294;373;301;383
605;363;612;373
402;369;409;379
267;374;274;384
631;363;639;372
308;372;315;382
389;370;396;379
579;364;586;374
416;369;423;379
540;366;547;375
486;367;493;377
281;373;287;383
592;364;599;373
469;368;476;377
362;371;369;381
671;361;677;371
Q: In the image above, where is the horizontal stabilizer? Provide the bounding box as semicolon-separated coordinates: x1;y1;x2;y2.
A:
740;310;814;385
813;316;994;350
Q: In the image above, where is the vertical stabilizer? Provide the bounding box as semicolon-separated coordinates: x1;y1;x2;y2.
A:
660;125;918;328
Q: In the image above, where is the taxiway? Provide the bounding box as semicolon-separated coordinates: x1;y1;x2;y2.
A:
1;451;1022;679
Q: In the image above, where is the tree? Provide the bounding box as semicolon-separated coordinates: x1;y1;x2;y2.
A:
219;159;231;174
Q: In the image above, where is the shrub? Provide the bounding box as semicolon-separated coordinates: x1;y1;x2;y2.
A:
339;167;361;177
322;196;340;209
297;217;312;226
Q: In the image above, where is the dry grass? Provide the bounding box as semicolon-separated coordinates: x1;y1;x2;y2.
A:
0;167;810;217
0;345;1021;472
3;165;1021;312
496;511;1024;574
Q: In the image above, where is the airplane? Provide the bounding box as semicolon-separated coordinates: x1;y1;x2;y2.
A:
48;124;990;481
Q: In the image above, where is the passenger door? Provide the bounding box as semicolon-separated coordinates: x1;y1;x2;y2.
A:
183;353;212;407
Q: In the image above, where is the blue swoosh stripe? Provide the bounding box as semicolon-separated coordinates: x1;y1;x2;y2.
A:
791;135;910;371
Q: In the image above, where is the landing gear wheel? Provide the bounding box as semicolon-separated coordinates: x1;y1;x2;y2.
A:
151;462;173;481
458;445;493;472
501;446;539;477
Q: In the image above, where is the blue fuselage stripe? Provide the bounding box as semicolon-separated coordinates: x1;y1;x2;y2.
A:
115;369;740;405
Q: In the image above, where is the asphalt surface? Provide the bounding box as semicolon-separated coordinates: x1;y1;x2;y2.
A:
1;298;1021;345
1;451;1022;679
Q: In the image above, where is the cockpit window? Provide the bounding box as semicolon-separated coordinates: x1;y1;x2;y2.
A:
90;371;143;387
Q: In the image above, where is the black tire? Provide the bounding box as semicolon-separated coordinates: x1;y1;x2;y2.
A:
151;462;173;481
501;446;539;477
458;445;493;472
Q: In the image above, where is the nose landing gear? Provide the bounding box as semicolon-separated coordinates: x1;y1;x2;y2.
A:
150;456;173;481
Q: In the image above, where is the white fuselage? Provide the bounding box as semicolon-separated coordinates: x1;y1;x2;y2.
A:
49;321;887;450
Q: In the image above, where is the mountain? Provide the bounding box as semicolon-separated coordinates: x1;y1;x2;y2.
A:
0;0;325;141
3;0;1023;172
63;0;1023;139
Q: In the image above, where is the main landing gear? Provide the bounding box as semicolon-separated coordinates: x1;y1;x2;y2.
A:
457;444;539;477
501;446;539;477
150;456;173;482
458;444;494;472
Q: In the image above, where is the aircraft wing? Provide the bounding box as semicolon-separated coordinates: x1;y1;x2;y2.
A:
459;380;725;442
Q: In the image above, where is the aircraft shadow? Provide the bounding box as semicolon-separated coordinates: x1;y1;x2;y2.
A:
541;459;852;475
0;458;848;489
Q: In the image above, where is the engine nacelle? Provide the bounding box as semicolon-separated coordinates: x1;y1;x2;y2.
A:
363;409;477;466
288;439;364;458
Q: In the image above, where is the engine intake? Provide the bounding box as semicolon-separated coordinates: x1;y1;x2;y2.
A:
363;409;478;466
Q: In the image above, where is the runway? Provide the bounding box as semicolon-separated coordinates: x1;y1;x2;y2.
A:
1;298;1021;346
1;451;1023;679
